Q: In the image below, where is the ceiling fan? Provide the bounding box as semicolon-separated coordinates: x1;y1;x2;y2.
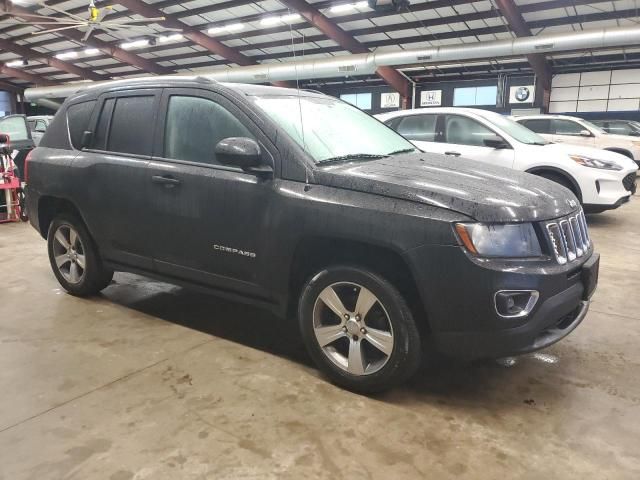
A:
0;0;182;42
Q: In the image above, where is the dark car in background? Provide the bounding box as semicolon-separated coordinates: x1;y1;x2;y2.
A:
25;77;599;392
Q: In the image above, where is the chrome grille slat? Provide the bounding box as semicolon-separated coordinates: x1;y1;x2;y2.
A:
545;209;591;265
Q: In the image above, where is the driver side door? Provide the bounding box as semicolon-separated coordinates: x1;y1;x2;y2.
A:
440;114;515;170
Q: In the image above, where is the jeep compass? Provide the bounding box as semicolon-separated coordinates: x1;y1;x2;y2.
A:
26;77;599;392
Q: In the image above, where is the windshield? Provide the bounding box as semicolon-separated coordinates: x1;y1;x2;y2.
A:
253;95;415;163
479;112;549;145
579;119;606;134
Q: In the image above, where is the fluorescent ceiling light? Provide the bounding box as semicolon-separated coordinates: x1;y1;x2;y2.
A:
281;13;301;23
120;39;149;50
331;1;368;12
208;22;244;35
5;60;24;67
260;16;281;26
84;48;100;55
56;51;78;60
158;33;184;43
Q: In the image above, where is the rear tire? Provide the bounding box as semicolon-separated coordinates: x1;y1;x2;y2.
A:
47;213;113;296
298;265;422;393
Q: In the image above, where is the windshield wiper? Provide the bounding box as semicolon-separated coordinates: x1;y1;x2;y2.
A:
386;148;416;155
317;153;389;165
528;141;549;146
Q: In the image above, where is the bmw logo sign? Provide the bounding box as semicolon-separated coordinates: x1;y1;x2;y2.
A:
515;86;531;102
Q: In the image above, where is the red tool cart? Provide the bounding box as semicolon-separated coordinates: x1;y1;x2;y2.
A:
1;133;27;223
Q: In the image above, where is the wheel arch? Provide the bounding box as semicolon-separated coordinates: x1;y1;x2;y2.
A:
287;236;429;333
37;196;84;240
525;166;583;202
603;147;634;159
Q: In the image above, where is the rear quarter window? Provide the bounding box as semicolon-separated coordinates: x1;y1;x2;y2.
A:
67;100;96;149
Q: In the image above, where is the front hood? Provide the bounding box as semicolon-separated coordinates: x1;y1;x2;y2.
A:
542;143;639;170
314;152;579;223
601;133;639;144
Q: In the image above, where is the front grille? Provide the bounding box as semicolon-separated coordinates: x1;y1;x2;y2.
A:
622;173;637;194
545;210;591;265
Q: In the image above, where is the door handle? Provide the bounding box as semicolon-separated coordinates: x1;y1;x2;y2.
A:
151;175;181;187
445;151;461;157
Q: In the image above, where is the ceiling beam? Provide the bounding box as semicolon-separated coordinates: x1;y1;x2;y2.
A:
3;2;172;76
0;37;106;82
278;0;411;100
0;79;24;93
112;0;254;66
494;0;552;90
0;65;55;85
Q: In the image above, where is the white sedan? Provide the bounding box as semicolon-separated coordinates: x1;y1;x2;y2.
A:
377;107;637;213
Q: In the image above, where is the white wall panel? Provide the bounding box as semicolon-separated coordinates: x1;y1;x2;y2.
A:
550;87;579;102
580;70;612;86
607;98;640;111
578;85;610;100
549;101;578;113
610;68;640;84
552;73;580;88
577;100;608;112
608;83;640;99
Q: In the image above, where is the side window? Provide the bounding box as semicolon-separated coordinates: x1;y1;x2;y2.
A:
552;119;586;136
35;120;47;132
163;95;254;165
520;119;551;134
67;101;96;149
607;121;633;136
395;115;438;142
443;115;497;147
92;98;115;150
107;96;155;156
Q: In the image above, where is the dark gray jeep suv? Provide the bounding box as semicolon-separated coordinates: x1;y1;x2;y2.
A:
26;77;599;392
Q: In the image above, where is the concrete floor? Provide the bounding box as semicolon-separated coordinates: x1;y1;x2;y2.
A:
1;197;639;480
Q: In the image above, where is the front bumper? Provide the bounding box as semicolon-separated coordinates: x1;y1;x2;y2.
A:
405;244;599;360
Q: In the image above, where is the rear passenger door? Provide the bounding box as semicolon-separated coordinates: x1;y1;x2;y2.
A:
74;90;160;270
147;88;275;297
392;114;442;153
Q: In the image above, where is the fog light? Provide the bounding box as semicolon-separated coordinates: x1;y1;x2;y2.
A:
494;290;539;318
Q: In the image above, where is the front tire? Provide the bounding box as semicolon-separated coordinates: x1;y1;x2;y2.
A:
298;265;421;393
47;214;113;296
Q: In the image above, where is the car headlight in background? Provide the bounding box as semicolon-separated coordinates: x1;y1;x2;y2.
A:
455;223;542;257
569;154;622;171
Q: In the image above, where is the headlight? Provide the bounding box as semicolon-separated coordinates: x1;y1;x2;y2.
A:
455;223;542;257
569;154;622;171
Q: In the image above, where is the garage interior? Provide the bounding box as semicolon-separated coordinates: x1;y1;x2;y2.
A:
1;0;640;478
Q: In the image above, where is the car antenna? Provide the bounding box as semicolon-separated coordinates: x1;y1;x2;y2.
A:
286;7;312;190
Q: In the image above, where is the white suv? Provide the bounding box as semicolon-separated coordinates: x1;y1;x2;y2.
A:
377;108;637;213
514;114;640;168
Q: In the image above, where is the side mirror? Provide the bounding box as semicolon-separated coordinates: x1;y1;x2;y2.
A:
215;137;271;175
80;130;93;149
579;129;592;137
0;133;9;145
483;135;510;149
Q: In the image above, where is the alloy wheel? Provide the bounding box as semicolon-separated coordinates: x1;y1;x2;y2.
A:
52;224;86;284
312;282;394;375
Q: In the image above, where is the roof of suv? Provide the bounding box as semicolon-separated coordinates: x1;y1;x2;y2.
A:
65;76;326;104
